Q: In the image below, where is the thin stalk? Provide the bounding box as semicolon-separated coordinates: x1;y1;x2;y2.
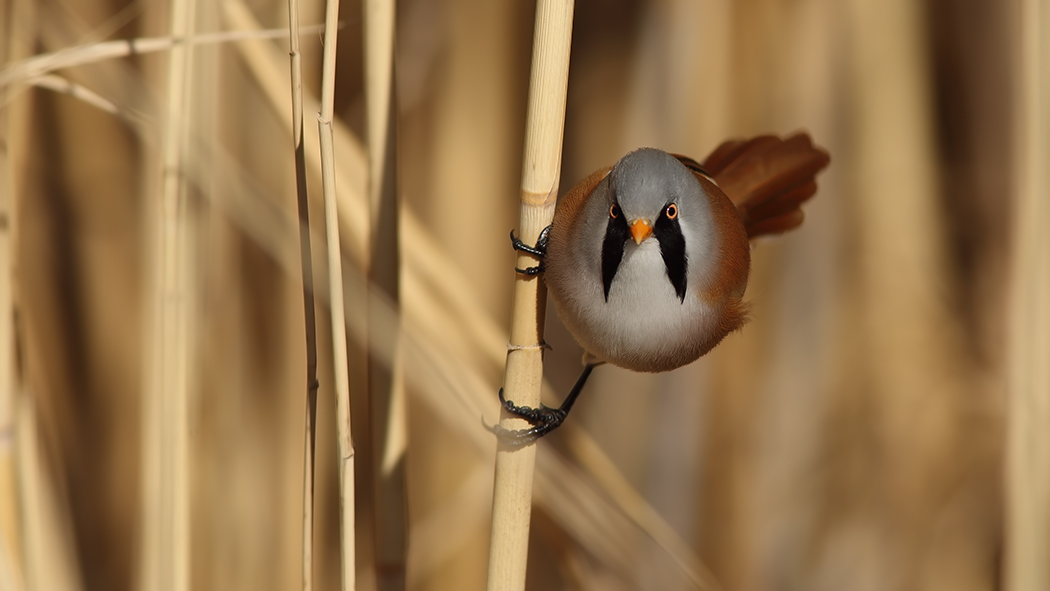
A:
141;0;197;589
15;391;84;591
1005;0;1050;589
364;0;406;589
0;1;23;586
486;1;574;590
317;0;356;589
2;6;83;590
0;27;325;91
285;0;320;590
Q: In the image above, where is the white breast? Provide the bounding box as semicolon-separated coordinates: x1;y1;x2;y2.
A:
548;237;724;373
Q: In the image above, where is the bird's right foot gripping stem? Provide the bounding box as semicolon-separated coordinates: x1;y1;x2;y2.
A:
487;363;597;447
510;225;551;275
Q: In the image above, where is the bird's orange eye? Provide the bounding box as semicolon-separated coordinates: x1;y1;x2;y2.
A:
665;203;678;219
610;204;621;218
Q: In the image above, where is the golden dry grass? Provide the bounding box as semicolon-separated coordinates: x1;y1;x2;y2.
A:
0;0;1036;590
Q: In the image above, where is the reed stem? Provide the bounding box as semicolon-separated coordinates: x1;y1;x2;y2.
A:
0;5;23;587
317;0;357;588
1005;1;1050;588
486;1;574;590
141;0;198;588
285;0;320;589
364;0;407;589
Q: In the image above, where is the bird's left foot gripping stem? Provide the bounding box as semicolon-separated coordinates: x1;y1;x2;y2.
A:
488;364;596;447
510;225;551;275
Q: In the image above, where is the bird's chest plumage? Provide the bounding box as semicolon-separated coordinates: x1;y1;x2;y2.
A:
597;241;726;368
547;222;732;373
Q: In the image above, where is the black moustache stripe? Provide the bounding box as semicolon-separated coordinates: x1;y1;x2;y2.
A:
600;208;689;303
601;213;630;302
654;213;688;302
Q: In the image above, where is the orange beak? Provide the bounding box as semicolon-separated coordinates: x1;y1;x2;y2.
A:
629;219;653;245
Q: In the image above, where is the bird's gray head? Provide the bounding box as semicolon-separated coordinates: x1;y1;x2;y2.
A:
596;148;710;303
611;148;698;223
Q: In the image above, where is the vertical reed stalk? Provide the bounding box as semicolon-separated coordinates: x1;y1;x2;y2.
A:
141;0;198;589
317;0;357;588
364;0;407;589
486;1;574;590
0;3;23;586
285;0;321;589
1;8;81;590
1005;0;1050;589
15;392;84;591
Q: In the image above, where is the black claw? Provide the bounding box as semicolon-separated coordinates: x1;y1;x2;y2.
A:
510;226;550;257
510;226;552;275
486;364;598;447
498;388;567;424
487;388;566;446
514;264;544;276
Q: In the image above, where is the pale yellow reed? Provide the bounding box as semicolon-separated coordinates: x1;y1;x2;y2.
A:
486;1;574;590
317;0;357;588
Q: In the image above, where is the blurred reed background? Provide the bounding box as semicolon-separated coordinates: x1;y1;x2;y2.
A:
0;0;1039;590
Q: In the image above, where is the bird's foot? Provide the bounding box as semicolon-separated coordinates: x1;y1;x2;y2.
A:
485;364;597;447
486;388;567;447
510;226;551;275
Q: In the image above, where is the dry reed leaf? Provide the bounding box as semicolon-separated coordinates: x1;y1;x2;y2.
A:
0;26;327;90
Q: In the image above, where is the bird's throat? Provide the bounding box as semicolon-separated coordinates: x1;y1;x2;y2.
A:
601;214;688;303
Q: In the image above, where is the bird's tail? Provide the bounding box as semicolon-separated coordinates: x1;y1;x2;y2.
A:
702;133;831;239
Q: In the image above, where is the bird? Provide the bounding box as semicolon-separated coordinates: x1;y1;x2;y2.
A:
493;133;831;445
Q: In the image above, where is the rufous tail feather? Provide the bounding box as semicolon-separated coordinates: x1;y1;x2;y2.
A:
702;133;830;239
